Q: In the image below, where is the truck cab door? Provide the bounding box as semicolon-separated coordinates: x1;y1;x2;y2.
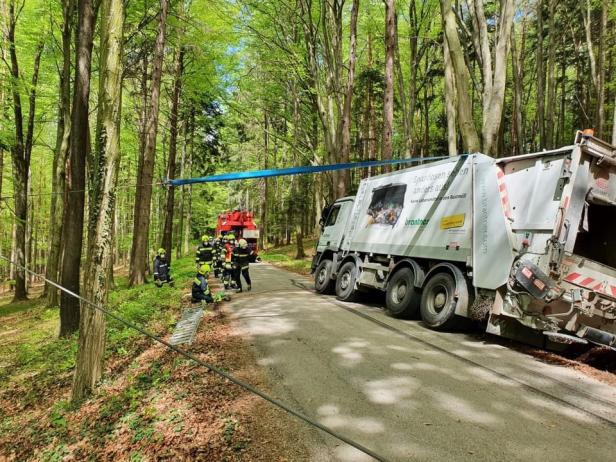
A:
317;200;354;253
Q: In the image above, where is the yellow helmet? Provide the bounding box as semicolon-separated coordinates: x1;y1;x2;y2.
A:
227;233;236;241
201;234;210;242
157;247;166;255
199;264;211;275
238;239;248;249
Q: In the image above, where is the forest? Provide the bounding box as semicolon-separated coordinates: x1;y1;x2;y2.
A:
1;0;616;401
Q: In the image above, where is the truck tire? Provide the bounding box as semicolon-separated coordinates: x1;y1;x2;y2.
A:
314;259;335;294
335;261;359;302
385;267;421;319
420;272;463;330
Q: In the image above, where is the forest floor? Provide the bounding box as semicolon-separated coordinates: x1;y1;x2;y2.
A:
0;256;307;461
259;239;316;275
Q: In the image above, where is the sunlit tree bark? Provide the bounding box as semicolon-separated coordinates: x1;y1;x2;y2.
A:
129;0;169;286
73;0;124;402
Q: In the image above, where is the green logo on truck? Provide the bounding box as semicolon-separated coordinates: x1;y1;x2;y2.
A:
405;218;429;226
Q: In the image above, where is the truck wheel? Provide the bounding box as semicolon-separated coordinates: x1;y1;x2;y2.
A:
314;259;334;294
385;268;420;319
335;261;359;302
420;272;463;330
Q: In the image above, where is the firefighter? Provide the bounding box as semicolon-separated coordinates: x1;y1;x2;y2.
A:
233;238;254;292
222;233;237;290
153;248;174;287
192;264;214;305
196;234;213;269
212;234;223;278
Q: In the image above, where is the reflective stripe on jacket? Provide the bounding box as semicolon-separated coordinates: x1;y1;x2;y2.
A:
233;246;253;269
154;256;170;279
196;242;213;264
191;273;210;297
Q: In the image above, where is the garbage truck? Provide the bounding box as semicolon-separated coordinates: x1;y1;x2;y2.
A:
311;132;616;349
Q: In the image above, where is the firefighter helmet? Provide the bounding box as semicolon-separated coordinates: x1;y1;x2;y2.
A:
238;239;248;249
199;264;211;275
201;234;210;242
157;248;166;255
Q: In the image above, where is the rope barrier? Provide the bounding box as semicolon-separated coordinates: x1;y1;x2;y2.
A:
0;254;387;462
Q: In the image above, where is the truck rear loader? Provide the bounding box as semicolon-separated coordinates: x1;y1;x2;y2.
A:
311;132;616;349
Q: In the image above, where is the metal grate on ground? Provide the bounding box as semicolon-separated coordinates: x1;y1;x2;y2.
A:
169;307;204;345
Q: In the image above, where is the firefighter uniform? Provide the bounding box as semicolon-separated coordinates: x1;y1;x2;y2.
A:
192;264;213;304
233;239;254;292
196;235;214;268
153;248;173;287
213;235;223;278
222;233;237;290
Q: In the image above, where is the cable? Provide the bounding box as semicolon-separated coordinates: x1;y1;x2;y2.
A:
0;254;387;462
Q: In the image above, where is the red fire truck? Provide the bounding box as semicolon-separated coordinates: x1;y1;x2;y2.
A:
215;210;260;253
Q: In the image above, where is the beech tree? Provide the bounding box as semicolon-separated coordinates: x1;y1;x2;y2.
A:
72;0;125;401
5;0;45;301
59;0;96;336
128;0;169;286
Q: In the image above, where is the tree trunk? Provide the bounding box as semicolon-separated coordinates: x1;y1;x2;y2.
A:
545;0;556;149
596;0;607;136
129;0;169;286
612;96;616;146
558;58;566;146
443;34;457;156
337;0;359;197
161;47;184;261
72;0;124;402
382;0;395;167
511;18;526;155
128;0;169;286
260;111;269;250
7;0;43;301
440;0;480;152
182;112;194;255
366;31;377;163
466;0;514;155
46;0;74;306
536;0;545;149
176;119;187;259
60;0;96;337
0;144;3;202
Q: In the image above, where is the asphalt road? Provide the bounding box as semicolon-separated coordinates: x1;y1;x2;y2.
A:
226;263;616;462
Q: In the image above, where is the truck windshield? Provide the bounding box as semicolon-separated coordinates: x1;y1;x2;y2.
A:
573;202;616;268
325;205;341;226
